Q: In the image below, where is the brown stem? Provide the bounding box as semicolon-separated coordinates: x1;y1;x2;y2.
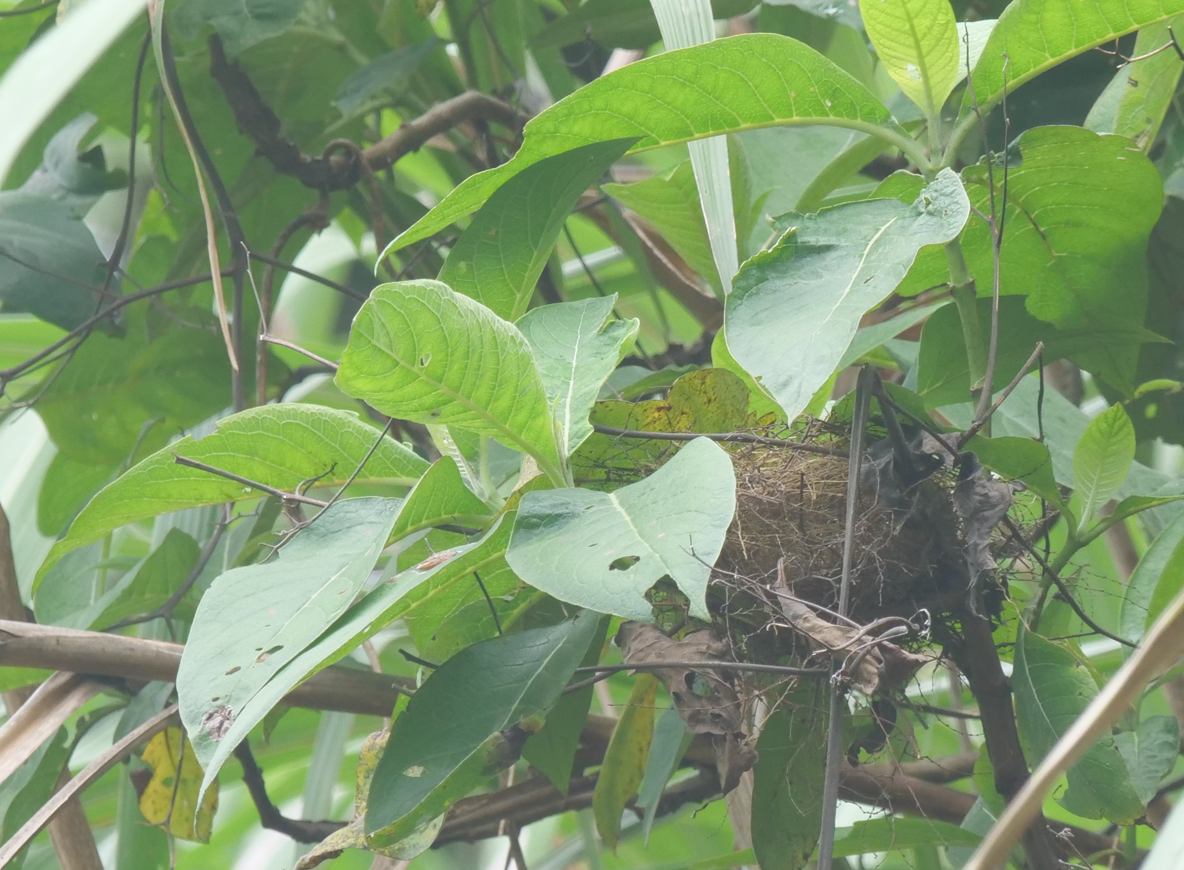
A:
235;740;343;842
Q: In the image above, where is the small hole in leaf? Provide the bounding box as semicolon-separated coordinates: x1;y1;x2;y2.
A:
419;353;432;367
609;555;640;571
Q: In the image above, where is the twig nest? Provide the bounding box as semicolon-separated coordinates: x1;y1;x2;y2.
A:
716;445;965;623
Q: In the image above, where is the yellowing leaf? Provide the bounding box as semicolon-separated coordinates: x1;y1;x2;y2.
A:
138;728;218;842
593;673;659;850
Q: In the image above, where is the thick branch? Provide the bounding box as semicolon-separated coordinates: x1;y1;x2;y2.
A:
208;34;526;192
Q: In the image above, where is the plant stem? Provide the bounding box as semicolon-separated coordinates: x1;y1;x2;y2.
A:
946;240;987;396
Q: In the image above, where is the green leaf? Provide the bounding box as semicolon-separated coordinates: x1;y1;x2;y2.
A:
36;454;116;537
384;34;910;254
0;194;108;331
964;436;1061;506
593;673;659;851
508;436;735;621
1073;403;1136;533
37;404;429;585
439;139;636;320
531;0;757;50
171;0;309;56
518;296;639;459
1085;17;1184;151
636;705;692;845
751;684;827;870
860;0;960;118
0;726;70;868
831;817;983;855
335;280;564;484
724;169;968;421
1115;715;1179;804
388;457;494;543
180;498;402;798
605;161;722;292
187;516;516;823
333;39;437;117
1013;628;1143;823
1119;509;1184;645
364;611;601;847
522;618;609;795
838;302;948;371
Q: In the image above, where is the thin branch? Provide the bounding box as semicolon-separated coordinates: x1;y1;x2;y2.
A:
234;740;344;843
958;342;1045;448
172;455;329;507
291;417;394;531
246;250;367;302
260;335;339;370
590;424;849;458
575;661;827;678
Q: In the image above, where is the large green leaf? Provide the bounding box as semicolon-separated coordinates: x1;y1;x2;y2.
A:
517;296;639;459
859;0;960;118
1085;17;1184;151
384;34;911;254
508;436;735;621
724;169;968;421
955;0;1184;135
1073;404;1136;533
335;280;564;484
1119;509;1184;645
593;673;659;850
1115;715;1179;804
364;611;600;847
751;685;827;870
37;404;429;585
439;139;636;320
185;517;516;818
901;127;1163;391
1013;628;1143;823
180;498;401;797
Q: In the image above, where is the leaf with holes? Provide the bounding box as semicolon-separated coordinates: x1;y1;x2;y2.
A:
336;280;565;484
179;498;401;800
37;404;428;586
507;436;735;621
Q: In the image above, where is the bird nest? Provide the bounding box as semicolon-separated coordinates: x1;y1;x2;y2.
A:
713;443;967;630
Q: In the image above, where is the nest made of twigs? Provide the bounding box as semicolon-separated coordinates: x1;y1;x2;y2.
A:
715;444;966;628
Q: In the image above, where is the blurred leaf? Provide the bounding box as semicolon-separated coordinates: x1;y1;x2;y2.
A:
296;729;444;868
751;684;827;870
179;498;401;798
1013;628;1143;823
386;34;909;254
521;617;608;795
1115;715;1179;804
725;169;967;421
37;404;429;585
593;673;659;851
959;0;1184;122
532;0;756;50
138;728;218;842
1120;509;1184;645
508;437;735;621
336;280;564;484
518;296;639;458
365;611;600;848
605;161;722;291
16;113;126;209
860;0;959;118
171;0;309;56
333;39;436;117
636;704;693;844
440;139;636;320
36;454;116;537
0;727;69;869
0;193;108;330
1073;403;1135;533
